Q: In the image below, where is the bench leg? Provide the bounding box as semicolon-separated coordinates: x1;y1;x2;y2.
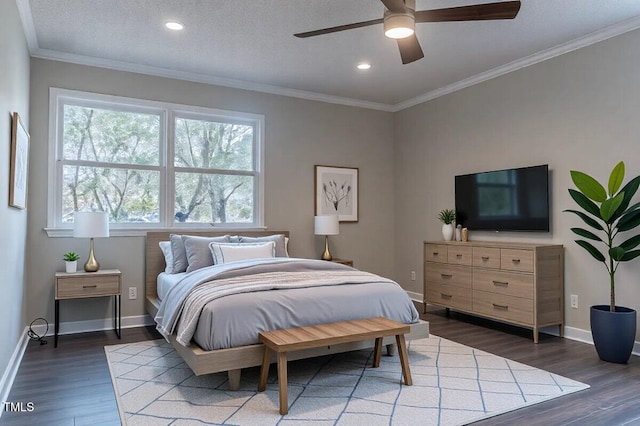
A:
396;334;413;386
373;337;383;368
277;351;288;415
228;369;241;391
258;347;271;392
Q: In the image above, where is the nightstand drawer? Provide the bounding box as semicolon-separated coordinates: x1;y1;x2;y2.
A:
56;275;120;299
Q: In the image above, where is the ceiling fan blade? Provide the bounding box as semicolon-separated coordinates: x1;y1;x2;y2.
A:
415;1;521;23
397;34;424;64
294;18;383;38
380;0;407;13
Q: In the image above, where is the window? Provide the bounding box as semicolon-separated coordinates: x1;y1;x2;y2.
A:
47;89;264;235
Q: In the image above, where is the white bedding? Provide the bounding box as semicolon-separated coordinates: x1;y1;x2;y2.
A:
157;272;186;301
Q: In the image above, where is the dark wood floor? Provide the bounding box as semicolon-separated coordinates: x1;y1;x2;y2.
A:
2;307;640;425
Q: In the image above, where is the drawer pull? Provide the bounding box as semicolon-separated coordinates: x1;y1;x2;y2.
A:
441;293;453;299
492;303;509;310
512;258;521;263
492;280;509;286
432;252;439;256
440;273;453;279
456;254;462;258
481;256;490;261
82;285;98;289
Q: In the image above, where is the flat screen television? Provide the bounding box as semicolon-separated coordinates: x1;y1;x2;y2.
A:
455;164;549;232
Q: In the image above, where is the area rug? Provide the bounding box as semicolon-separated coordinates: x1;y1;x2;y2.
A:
105;336;589;425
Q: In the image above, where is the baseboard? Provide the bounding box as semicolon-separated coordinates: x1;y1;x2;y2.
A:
0;327;30;419
30;314;155;338
406;291;423;305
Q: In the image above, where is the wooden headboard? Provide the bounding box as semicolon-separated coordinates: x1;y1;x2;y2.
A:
145;231;290;302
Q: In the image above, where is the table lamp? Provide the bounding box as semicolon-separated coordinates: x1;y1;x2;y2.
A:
314;215;339;261
74;211;109;272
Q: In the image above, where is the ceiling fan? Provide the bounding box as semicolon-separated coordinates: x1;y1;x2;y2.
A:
294;0;521;64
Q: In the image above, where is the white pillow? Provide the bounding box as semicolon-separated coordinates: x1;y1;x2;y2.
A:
209;241;276;265
159;241;174;274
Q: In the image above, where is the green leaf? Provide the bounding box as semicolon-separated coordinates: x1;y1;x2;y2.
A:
570;227;602;241
575;240;606;262
568;189;602;218
620;235;640;251
621;250;640;262
611;176;640;221
600;192;624;222
571;170;607;202
609;246;626;261
608;161;625;196
563;209;605;231
618;210;640;232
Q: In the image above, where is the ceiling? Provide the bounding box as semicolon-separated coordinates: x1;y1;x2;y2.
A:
17;0;640;111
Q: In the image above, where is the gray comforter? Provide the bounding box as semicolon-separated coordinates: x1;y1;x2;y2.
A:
156;258;419;350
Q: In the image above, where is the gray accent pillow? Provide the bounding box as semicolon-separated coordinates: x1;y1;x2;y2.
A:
169;234;188;273
238;234;288;257
183;235;231;272
159;241;174;274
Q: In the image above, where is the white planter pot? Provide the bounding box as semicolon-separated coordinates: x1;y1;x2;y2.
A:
442;223;454;241
65;260;77;273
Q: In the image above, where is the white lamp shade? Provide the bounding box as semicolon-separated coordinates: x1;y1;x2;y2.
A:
73;211;110;238
314;215;339;236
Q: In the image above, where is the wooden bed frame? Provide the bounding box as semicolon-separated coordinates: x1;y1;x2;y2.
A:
145;230;430;390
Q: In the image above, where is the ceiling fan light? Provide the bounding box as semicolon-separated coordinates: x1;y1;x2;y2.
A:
383;12;415;39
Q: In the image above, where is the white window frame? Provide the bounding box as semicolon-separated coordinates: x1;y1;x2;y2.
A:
46;88;265;237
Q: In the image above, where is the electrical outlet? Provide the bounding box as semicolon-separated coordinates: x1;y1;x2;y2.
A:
570;294;578;309
129;287;137;300
411;271;416;281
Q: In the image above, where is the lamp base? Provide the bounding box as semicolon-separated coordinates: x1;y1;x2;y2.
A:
321;235;333;261
84;238;100;272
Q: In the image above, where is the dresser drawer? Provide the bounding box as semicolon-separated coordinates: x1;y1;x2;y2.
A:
473;269;533;299
425;244;448;263
426;283;472;311
473;290;533;325
472;247;501;269
425;264;471;288
501;249;534;272
56;275;120;299
447;245;472;266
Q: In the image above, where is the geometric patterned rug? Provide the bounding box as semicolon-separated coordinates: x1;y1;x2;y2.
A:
105;336;589;425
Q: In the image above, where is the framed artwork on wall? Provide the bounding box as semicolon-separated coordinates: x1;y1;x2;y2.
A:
9;112;30;209
315;165;358;222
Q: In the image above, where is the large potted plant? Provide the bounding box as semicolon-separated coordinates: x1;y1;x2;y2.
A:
565;161;640;363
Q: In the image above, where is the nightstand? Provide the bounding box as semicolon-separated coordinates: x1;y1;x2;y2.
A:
330;258;354;267
54;269;122;347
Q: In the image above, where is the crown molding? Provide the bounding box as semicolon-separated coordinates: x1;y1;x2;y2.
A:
29;48;395;112
393;15;640;112
17;0;640;114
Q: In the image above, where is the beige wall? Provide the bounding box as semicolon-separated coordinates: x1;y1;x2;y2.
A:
27;59;395;325
394;28;640;334
0;0;30;385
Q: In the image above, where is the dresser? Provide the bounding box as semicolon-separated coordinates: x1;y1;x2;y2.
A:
424;241;563;343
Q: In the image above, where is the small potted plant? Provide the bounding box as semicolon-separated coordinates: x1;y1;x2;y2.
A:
438;209;456;241
63;252;80;273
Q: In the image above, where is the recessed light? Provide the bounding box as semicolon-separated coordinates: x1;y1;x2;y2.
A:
357;63;371;70
165;21;184;31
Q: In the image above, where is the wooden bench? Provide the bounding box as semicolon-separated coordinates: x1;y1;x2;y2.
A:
257;317;413;415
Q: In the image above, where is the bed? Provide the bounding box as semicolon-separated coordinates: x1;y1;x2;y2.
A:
145;230;429;389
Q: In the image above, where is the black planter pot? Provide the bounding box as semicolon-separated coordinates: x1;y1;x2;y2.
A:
590;305;637;364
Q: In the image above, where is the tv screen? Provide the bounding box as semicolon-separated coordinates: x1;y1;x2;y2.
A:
455;164;549;232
